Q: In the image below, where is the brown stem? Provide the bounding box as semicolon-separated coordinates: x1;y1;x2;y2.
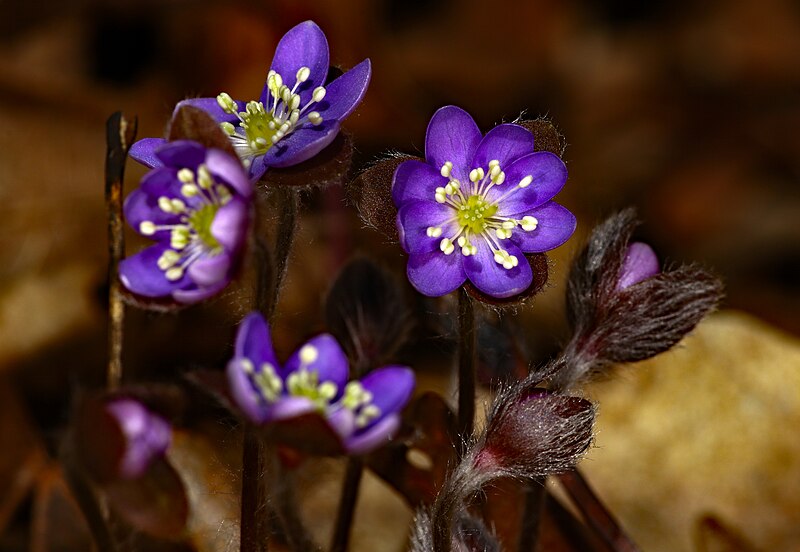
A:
457;287;476;458
241;427;269;552
266;187;299;322
516;477;546;552
329;458;364;552
270;455;319;551
557;470;640;552
104;112;137;391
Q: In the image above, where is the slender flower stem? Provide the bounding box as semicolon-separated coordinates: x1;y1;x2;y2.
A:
266;187;299;322
516;477;546;552
270;456;320;551
329;458;364;552
457;287;476;458
241;428;269;552
241;185;301;552
104;112;137;391
558;470;640;552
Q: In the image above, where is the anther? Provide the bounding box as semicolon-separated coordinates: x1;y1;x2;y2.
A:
216;93;238;114
518;175;533;188
177;169;194;183
299;344;319;365
426;226;442;238
165;267;184;281
440;161;453;178
312;86;326;102
158;197;174;213
307;111;323;125
139;221;156;235
440;238;455;255
296;66;310;83
521;216;538;231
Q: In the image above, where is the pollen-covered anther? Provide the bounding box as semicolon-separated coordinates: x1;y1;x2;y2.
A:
139;221;156;236
461;243;477;256
521;216;539;231
296;66;311;83
440;161;453;178
216;92;238;114
299;344;319;365
435;187;447;203
426;226;443;238
493;249;519;270
307;111;323;125
312;86;326;102
440;238;455;255
177;169;194;184
181;184;199;198
469;168;485;183
495;227;512;240
518;175;533;188
355;404;381;428
165;267;184;281
157;249;180;270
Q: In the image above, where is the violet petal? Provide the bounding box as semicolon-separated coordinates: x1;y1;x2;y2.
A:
269;396;318;421
172;281;227;304
210;197;249;252
123;189;179;241
154;140;207;170
617;242;660;290
234;312;280;368
359;366;415;421
119;243;189;297
463;240;533;298
327;407;356;440
283;333;349;391
263;21;330;107
509;202;577;253
226;358;271;423
316;58;371;121
205;148;252;199
260;120;339;168
397;200;460;255
392;159;445;206
490;151;568;215
345;413;401;455
406;250;466;297
130;138;167;169
187;252;230;287
107;399;171;479
471;123;535;170
425;106;481;184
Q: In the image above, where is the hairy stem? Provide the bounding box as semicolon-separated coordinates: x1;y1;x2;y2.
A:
104;112;136;391
241;428;269;552
516;478;546;552
558;470;640;552
330;458;364;552
457;287;476;458
266;187;299;321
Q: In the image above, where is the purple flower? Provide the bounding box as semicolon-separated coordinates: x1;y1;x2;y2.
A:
616;241;660;290
392;106;576;298
119;140;252;304
130;21;371;181
226;312;415;455
106;399;172;479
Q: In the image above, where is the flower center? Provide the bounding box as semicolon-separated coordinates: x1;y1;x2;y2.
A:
216;66;327;167
427;160;540;270
138;164;233;281
456;195;498;234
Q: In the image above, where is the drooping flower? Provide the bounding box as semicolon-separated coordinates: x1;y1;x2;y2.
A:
119;140;252;304
227;312;415;455
105;398;172;479
130;21;371;181
393;106;576;299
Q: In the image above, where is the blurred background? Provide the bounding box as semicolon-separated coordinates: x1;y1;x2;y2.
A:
1;0;799;551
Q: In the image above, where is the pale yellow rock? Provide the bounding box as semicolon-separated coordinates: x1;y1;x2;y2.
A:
582;310;800;552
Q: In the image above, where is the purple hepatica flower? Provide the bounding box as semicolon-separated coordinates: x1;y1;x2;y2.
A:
119;140;252;304
227;312;415;455
130;21;370;181
106;399;172;479
616;241;660;290
393;106;576;299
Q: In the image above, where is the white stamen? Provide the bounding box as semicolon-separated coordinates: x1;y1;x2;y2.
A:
426;226;442;238
299;344;319;364
518;175;533;188
158;196;173;213
312;86;326;102
165;267;184;281
296;66;310;83
521;216;539;231
139;221;156;235
440;161;453;178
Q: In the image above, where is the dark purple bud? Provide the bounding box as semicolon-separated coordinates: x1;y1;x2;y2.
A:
106;399;172;479
556;210;723;390
473;389;594;481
